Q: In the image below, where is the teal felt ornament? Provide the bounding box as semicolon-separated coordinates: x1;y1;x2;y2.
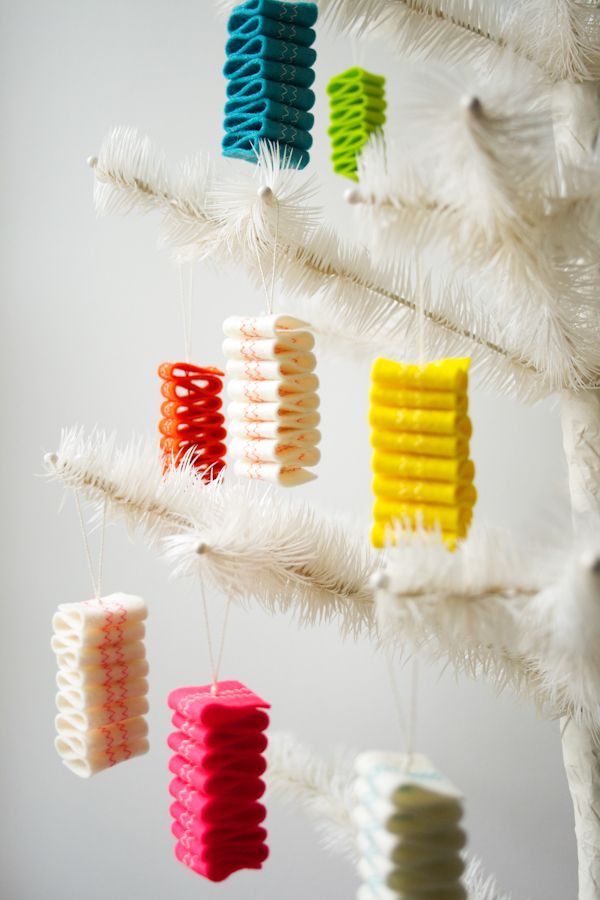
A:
222;0;318;168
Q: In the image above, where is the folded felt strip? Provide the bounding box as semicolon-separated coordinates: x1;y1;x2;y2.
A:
370;386;467;413
56;676;149;711
233;459;317;486
174;841;266;882
230;420;321;443
372;499;473;532
58;738;149;779
228;0;318;29
230;438;320;466
373;475;476;507
171;802;268;845
169;755;266;797
372;357;470;392
227;76;315;111
227;401;320;426
225;34;316;70
225;97;314;131
223;56;316;89
370;427;469;459
222;112;313;150
227;374;319;399
228;13;316;47
226;356;316;379
52;594;147;635
171;710;269;745
55;715;148;757
55;695;149;730
223;313;310;337
222;134;310;168
54;638;147;669
223;333;315;358
172;820;268;859
56;657;149;689
369;405;472;437
372;451;474;483
51;620;145;651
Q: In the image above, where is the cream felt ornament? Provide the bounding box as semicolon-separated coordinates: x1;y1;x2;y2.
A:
223;314;321;486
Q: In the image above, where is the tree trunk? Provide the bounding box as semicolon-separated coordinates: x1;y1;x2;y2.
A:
561;389;600;900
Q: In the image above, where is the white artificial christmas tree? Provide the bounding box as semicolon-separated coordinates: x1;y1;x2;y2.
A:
45;2;600;897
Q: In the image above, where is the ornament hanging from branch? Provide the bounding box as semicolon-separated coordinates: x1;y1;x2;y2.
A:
167;681;270;881
223;0;318;168
327;67;386;180
52;594;150;778
353;752;467;900
223;314;321;486
370;357;476;549
158;362;227;480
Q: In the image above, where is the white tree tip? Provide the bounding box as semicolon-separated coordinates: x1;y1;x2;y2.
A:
44;452;58;468
461;95;482;116
257;185;274;201
86;155;98;169
371;570;389;591
344;187;362;205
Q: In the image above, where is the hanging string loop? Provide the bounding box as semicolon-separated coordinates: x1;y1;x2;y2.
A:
74;492;108;602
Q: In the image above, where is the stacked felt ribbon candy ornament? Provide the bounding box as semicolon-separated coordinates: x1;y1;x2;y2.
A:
353;752;467;900
158;362;227;481
369;358;476;550
327;67;386;180
52;594;150;778
167;681;270;882
223;314;320;486
223;0;318;168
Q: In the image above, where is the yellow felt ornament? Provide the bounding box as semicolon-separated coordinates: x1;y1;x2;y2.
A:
369;357;476;550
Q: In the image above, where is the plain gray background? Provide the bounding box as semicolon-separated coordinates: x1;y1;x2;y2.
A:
2;2;576;898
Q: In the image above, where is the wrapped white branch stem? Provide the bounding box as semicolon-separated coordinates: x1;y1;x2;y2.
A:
91;127;592;400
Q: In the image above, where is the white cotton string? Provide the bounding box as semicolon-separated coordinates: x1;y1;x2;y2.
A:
74;492;107;601
267;196;280;316
178;263;193;363
415;255;425;365
255;243;271;313
405;658;420;771
384;645;408;744
384;646;420;771
350;34;364;68
254;193;280;315
199;578;232;695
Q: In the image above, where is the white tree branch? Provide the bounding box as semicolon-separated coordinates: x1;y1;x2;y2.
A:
350;73;600;394
45;428;378;634
376;525;600;735
44;428;600;732
90;127;600;398
217;0;600;84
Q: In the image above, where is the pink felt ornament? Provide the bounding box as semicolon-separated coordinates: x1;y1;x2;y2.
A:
167;680;270;882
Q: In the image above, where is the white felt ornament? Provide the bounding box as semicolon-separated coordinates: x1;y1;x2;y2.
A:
52;593;150;778
223;315;320;486
353;752;467;899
